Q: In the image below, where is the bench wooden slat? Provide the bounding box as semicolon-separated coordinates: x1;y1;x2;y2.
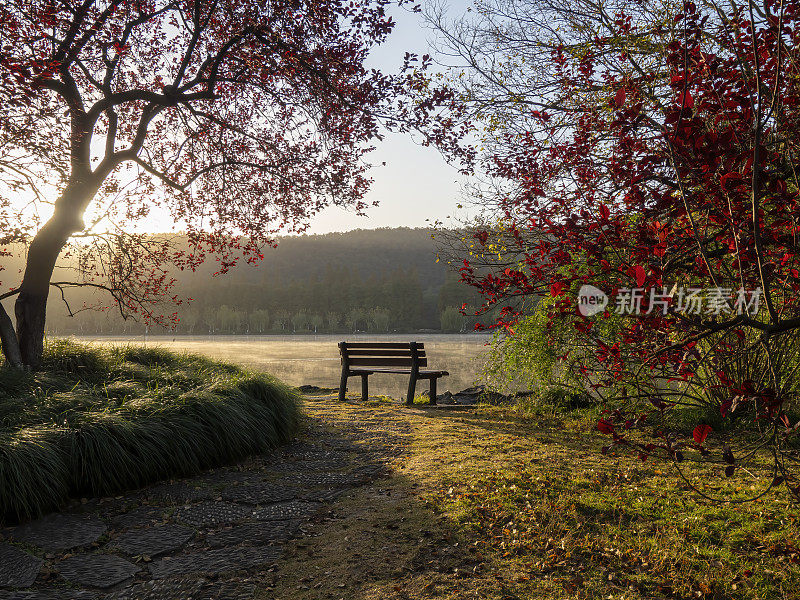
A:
343;342;425;349
349;368;449;376
347;356;428;367
344;348;426;357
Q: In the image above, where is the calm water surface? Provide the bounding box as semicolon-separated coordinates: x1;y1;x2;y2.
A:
74;334;494;399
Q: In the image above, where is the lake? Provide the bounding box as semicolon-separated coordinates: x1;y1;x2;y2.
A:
72;334;495;399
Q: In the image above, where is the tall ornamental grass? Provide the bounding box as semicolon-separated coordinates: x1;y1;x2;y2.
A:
0;340;300;523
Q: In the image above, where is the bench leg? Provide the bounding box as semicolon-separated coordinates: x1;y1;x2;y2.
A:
338;368;348;402
361;374;369;402
406;374;417;406
429;377;437;405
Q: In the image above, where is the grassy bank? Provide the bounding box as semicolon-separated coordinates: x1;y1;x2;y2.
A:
268;396;799;600
0;339;300;523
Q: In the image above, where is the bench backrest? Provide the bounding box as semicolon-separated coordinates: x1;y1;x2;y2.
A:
338;342;427;368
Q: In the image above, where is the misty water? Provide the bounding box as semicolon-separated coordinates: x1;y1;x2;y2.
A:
74;334;495;399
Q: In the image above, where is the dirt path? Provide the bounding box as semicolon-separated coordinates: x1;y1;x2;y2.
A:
262;396;570;600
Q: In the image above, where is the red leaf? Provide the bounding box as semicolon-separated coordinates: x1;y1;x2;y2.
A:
550;281;566;297
633;265;646;287
613;87;626;108
693;424;712;445
599;203;610;220
677;90;694;109
597;419;615;434
720;398;732;417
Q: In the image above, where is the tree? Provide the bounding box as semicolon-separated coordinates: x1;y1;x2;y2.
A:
178;305;199;333
427;0;676;180
309;312;323;333
345;307;366;332
216;304;241;333
248;309;270;334
202;306;217;333
272;309;290;332
331;311;348;332
439;305;463;332
291;309;309;333
0;0;467;368
369;307;390;332
451;0;800;498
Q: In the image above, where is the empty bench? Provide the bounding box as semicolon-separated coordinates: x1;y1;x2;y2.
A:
338;342;449;405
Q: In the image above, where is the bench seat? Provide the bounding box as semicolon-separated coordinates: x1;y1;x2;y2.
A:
338;341;449;405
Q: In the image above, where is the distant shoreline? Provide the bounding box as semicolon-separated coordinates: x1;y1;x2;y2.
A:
59;333;493;398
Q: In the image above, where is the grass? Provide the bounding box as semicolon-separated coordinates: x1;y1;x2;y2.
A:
0;339;300;523
426;406;800;599
266;395;799;600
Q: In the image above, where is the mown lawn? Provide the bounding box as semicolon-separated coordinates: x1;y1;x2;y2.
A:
268;396;799;600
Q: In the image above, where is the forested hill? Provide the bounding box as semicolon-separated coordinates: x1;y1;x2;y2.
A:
180;227;447;290
43;227;484;335
228;228;447;289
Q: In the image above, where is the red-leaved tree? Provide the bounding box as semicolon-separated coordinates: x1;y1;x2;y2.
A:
457;0;800;498
0;0;467;368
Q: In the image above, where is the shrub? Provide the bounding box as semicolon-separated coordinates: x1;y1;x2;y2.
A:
480;297;593;398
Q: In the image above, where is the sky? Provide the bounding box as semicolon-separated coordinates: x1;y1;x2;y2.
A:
305;1;472;234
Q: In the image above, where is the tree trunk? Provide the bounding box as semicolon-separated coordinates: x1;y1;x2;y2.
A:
14;184;93;368
15;290;50;368
0;301;23;368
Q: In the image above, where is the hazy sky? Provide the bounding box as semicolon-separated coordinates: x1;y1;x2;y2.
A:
307;1;471;234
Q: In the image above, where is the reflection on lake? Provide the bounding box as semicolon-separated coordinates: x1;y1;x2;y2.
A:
72;334;494;399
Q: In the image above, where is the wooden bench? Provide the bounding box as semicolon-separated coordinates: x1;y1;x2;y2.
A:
338;342;449;405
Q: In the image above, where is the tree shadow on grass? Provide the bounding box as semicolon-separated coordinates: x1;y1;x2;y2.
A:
412;405;604;455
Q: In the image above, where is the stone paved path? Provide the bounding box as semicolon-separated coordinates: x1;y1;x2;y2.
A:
0;396;411;600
